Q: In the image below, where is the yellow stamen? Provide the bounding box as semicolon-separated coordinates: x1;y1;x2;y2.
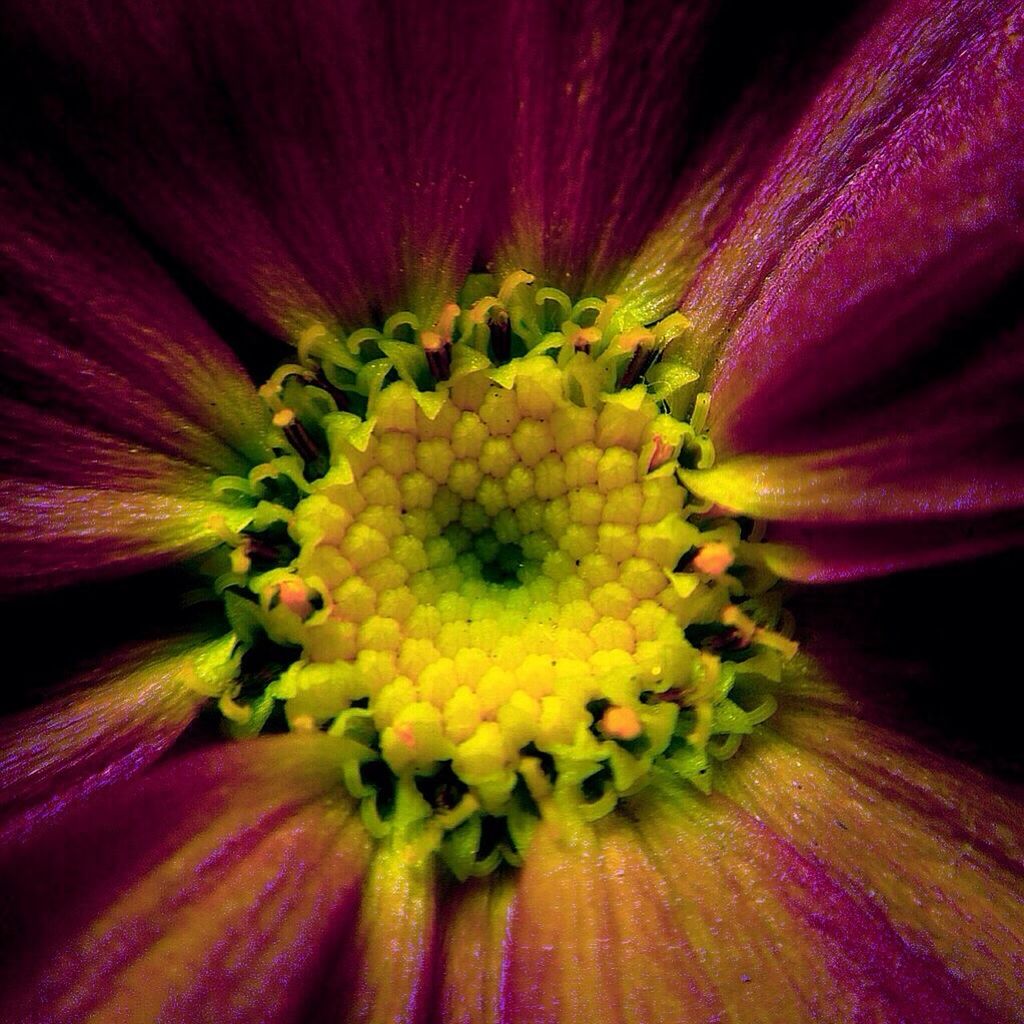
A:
496;270;535;307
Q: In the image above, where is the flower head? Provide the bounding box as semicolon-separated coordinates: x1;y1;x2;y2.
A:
1;1;1023;1022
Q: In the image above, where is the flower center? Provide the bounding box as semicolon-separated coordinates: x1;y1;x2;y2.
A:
207;272;796;877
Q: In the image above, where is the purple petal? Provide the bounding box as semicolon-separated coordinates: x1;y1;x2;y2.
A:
496;0;711;296
682;329;1024;523
760;511;1024;582
7;1;507;331
680;0;1023;413
0;400;226;493
631;777;1014;1022
0;635;216;839
0;477;235;594
716;677;1024;1021
0;159;271;473
0;734;370;1024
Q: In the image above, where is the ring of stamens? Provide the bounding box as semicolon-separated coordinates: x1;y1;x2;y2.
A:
206;271;796;877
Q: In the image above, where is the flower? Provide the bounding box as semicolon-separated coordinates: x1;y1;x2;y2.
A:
1;1;1023;1022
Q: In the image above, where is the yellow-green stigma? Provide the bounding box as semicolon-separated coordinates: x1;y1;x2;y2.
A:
207;271;796;878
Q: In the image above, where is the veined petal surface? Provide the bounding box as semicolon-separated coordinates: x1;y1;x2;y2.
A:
0;734;371;1024
4;0;506;333
679;0;1023;391
0;160;270;472
0;634;227;839
496;0;710;299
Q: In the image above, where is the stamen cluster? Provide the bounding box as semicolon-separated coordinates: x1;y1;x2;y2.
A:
206;273;794;876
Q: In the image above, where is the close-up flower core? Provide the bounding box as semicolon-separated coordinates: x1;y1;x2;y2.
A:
206;271;795;876
3;1;1023;1019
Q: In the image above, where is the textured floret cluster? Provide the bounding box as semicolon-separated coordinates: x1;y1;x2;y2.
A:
207;273;794;876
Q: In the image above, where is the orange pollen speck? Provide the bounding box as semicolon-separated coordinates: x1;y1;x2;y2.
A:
601;705;643;741
272;407;297;428
647;434;676;471
275;578;313;618
394;723;417;749
692;541;734;576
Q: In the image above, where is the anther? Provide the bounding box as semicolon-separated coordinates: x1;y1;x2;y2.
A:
272;408;320;463
564;323;600;354
421;330;453;381
702;626;749;653
647;433;676;472
618;344;658;389
489;311;512;363
692;541;734;576
721;605;757;644
421;302;461;381
269;578;314;619
244;534;282;564
600;705;642;741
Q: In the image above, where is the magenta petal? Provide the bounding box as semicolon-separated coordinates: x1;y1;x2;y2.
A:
502;814;723;1024
0;635;220;839
683;0;1023;417
0;400;225;493
722;811;1004;1024
683;332;1024;526
761;512;1024;582
0;734;370;1024
324;844;438;1024
0;160;270;473
0;477;235;593
630;777;1012;1023
716;680;1024;1021
682;328;1024;579
9;1;506;331
497;0;711;294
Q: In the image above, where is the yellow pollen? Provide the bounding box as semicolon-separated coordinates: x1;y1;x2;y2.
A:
721;603;757;642
435;302;461;339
